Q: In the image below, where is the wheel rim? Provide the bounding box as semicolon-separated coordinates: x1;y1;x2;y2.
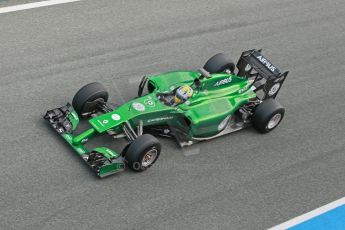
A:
141;148;158;167
267;113;282;129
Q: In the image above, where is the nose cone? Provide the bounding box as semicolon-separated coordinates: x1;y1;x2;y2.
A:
88;94;172;133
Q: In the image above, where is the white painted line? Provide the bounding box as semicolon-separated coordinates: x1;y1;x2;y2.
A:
268;196;345;230
0;0;80;14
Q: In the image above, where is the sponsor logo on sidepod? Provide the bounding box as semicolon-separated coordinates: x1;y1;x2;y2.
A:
214;76;232;87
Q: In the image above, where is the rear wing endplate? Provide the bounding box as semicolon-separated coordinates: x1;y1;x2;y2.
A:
236;49;289;99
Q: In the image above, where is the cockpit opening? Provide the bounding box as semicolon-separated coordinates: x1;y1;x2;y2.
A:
158;85;193;106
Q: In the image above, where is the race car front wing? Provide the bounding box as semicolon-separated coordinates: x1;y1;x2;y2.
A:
44;103;125;177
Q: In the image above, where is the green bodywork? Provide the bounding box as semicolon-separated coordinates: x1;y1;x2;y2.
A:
59;114;125;178
87;71;255;138
53;71;256;177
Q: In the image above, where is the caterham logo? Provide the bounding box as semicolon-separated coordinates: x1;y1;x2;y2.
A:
147;116;173;123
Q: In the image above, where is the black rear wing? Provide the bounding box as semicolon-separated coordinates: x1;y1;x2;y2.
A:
236;49;289;99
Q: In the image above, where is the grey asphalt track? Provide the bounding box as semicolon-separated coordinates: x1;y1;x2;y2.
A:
1;0;345;229
0;0;36;7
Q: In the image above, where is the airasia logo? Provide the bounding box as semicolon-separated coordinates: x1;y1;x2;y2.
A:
256;55;276;72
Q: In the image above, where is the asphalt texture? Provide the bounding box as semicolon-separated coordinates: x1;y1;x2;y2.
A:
1;0;345;229
0;0;37;7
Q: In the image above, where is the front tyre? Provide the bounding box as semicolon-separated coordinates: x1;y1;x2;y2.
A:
72;82;109;116
124;134;161;172
252;99;285;133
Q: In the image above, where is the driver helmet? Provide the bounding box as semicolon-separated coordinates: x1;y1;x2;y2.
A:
174;85;193;104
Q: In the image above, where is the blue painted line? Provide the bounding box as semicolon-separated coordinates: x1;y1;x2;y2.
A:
269;197;345;230
288;204;345;230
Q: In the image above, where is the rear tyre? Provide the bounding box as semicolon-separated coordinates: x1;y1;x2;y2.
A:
252;99;285;133
203;53;235;74
124;134;161;172
72;82;109;116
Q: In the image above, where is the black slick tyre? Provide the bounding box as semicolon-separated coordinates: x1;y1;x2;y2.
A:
72;82;109;116
252;99;285;133
203;53;235;74
124;134;161;172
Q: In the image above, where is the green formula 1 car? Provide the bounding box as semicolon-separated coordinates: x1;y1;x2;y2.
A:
44;49;289;177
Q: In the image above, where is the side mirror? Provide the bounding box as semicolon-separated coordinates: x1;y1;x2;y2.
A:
193;78;201;89
198;68;212;79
